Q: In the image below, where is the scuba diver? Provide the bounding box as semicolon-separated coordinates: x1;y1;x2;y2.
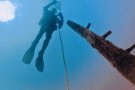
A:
22;0;64;72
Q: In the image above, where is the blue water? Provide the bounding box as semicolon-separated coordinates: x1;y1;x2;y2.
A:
0;0;135;90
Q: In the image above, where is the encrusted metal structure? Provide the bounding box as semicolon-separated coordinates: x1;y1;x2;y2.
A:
67;20;135;85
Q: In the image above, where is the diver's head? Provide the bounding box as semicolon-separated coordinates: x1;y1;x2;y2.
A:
49;1;62;14
54;1;62;10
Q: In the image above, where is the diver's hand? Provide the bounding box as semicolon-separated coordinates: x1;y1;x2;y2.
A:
57;12;64;29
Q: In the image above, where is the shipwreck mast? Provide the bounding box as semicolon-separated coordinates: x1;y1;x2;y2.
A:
67;20;135;85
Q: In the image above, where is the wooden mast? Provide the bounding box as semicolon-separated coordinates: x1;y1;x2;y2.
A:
67;20;135;85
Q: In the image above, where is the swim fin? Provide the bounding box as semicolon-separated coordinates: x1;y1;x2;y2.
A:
22;46;35;64
35;54;44;72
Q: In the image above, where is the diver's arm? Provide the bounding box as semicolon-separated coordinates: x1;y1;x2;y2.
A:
57;12;64;29
44;0;57;10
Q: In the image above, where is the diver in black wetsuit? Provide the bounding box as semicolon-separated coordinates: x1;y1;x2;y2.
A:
22;0;64;72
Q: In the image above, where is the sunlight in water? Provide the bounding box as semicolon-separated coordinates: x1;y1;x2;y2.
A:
0;0;16;22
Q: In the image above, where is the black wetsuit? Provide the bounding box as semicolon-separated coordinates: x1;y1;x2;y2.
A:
32;8;58;55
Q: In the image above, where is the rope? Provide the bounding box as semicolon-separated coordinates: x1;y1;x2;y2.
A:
58;29;70;90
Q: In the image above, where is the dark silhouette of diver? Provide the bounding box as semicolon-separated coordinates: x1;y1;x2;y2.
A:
22;0;64;72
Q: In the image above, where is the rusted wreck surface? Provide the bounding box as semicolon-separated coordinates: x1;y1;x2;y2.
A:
67;20;135;85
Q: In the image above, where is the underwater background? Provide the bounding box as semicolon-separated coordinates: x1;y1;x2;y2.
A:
0;0;135;90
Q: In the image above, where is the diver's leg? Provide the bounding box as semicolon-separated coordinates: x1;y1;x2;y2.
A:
31;27;45;48
35;31;53;72
22;27;45;64
39;32;53;54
